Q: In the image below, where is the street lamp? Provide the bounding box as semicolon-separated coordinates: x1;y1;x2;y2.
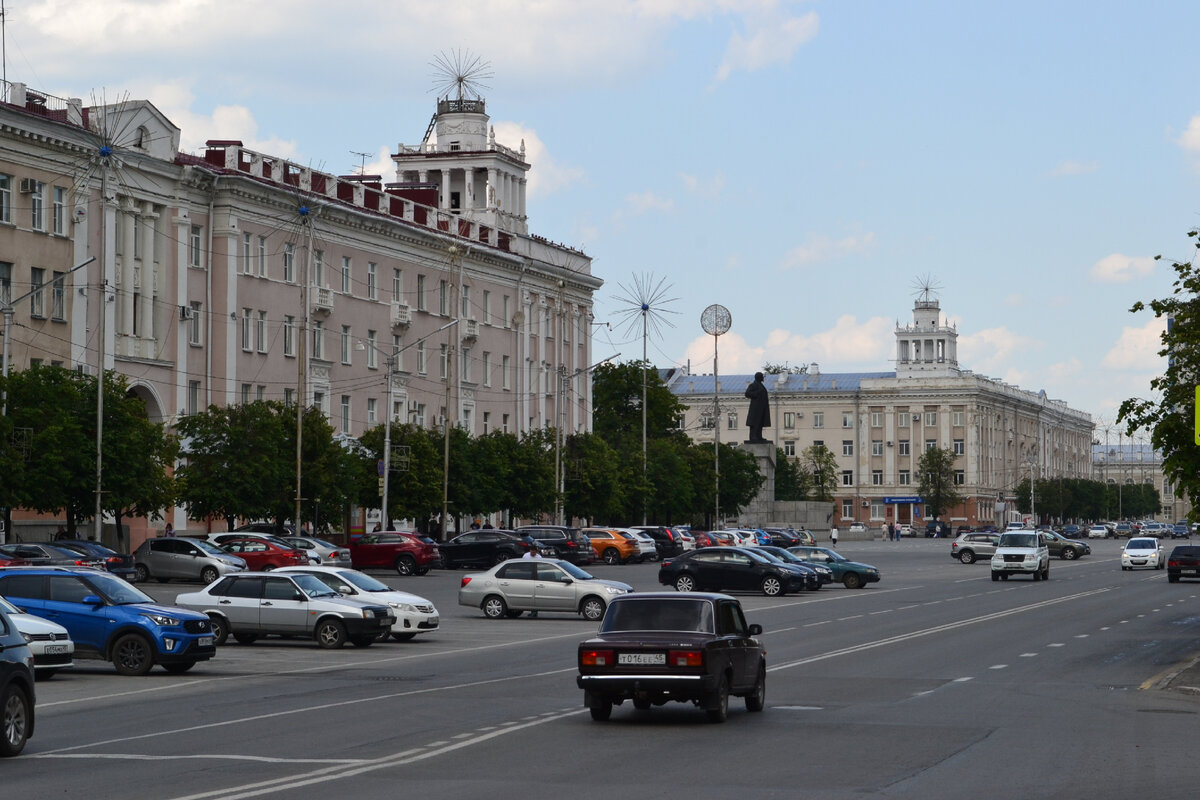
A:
357;319;457;530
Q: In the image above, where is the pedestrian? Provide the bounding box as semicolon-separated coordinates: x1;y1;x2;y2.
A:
55;526;68;540
830;526;838;547
164;522;175;537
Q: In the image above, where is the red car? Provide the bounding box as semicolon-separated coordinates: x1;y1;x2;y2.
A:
348;532;441;576
218;537;308;571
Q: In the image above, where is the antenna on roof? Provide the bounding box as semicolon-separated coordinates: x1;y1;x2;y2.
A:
429;49;493;102
350;150;372;175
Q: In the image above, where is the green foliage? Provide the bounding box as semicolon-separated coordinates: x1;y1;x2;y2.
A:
592;360;686;452
799;443;838;501
1118;229;1200;509
563;432;625;522
774;448;810;501
917;446;963;520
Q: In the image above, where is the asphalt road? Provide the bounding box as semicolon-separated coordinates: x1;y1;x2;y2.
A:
9;538;1200;799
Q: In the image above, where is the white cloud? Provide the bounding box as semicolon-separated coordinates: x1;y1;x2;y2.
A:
491;121;583;198
135;80;298;157
625;191;675;214
1049;160;1098;176
1177;114;1200;153
714;11;819;83
1003;293;1025;307
781;232;876;269
1089;253;1155;283
681;315;892;374
679;171;726;199
1101;318;1166;370
958;327;1041;376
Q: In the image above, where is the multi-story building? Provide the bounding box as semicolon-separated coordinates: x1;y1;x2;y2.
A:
667;292;1094;530
1092;442;1189;523
1;79;600;537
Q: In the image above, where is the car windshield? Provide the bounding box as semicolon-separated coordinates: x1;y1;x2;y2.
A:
601;598;714;634
335;570;390;592
290;573;340;598
1000;533;1038;548
814;547;847;562
1127;540;1156;551
740;548;776;564
188;539;227;556
308;538;338;549
0;596;20;615
558;561;596;581
89;573;157;605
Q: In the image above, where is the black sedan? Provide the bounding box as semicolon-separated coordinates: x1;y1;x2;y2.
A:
52;540;137;580
657;547;810;596
0;543;105;570
577;592;765;723
438;531;530;568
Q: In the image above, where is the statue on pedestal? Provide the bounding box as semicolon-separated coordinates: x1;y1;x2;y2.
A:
744;372;771;444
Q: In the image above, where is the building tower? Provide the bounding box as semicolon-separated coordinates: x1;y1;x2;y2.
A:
895;285;958;378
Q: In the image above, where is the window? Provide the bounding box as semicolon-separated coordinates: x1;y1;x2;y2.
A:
483;290;491;324
313;392;326;416
503;294;511;328
461;347;472;382
899;470;911;485
872;469;883;485
842;412;853;428
870;411;883;428
392;268;402;301
924;410;937;426
30;181;45;230
502;413;510;433
312;321;324;360
416;274;426;310
0;261;10;305
313;249;325;288
841;470;853;486
953;438;965;456
784;412;795;429
256;311;267;353
283;315;295;357
242;233;252;273
461;284;470;318
700;414;715;430
898;440;910;456
341;257;352;293
283;243;295;283
952;410;964;426
502;355;511;389
241;309;252;351
367;398;377;425
812;412;824;429
727;412;738;430
52;186;66;234
813;440;824;449
366;330;378;369
898;412;910;428
482;352;491;386
0;174;10;222
871;502;885;521
439;344;448;379
241;384;251;403
189;224;202;267
188;380;200;415
29;267;45;316
340;396;351;433
925;438;937;452
871;440;883;456
188;302;202;344
391;333;402;370
257;236;267;276
412;403;426;427
841;499;854;518
439;279;447;315
954;469;965;486
284;387;294;405
341;326;352;364
842;440;853;456
417;342;427;375
367;262;377;300
784;440;796;457
483;412;490;434
46;270;64;320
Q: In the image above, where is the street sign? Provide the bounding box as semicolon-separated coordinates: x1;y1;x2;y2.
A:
377;477;385;496
882;496;922;504
378;459;386;477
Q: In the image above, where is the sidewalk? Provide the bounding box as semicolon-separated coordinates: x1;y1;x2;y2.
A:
1148;652;1200;696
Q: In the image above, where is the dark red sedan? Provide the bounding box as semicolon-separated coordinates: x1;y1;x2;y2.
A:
217;537;308;571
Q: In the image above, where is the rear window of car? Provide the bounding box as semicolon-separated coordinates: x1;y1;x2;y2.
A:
1170;547;1200;557
602;598;714;633
999;534;1038;548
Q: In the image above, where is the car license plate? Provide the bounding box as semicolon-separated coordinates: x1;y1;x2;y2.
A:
198;636;214;647
45;645;67;654
429;616;439;625
618;652;665;665
1184;569;1198;575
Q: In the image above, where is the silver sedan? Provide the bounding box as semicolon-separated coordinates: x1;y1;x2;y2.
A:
458;558;632;621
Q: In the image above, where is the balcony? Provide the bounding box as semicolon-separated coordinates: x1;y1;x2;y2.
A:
392;302;412;328
462;318;479;341
312;286;333;315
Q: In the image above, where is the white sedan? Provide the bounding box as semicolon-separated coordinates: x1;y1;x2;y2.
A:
274;566;439;641
0;594;74;677
1087;525;1110;539
1121;537;1165;570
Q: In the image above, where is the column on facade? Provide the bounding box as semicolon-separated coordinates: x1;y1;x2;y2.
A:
486;167;497;209
120;200;137;336
518;179;527;220
139;202;156;340
522;292;532;431
464;167;474;210
436;168;447;210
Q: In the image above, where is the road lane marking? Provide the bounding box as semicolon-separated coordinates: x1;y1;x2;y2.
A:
990;665;1007;670
1047;643;1064;647
1019;653;1037;658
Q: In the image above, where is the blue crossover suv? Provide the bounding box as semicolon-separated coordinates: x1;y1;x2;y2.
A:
0;567;215;675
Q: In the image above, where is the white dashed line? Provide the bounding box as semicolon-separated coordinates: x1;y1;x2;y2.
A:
1019;653;1037;658
990;664;1007;670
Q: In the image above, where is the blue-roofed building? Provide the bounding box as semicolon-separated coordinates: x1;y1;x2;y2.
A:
666;294;1094;531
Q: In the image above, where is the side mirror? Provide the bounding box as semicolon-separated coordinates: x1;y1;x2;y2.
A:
292;592;306;602
82;594;104;606
336;584;353;594
560;578;574;585
748;623;763;636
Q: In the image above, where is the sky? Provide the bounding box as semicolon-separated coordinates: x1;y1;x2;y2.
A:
5;0;1198;430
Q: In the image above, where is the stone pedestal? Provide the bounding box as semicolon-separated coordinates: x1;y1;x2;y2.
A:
736;442;775;526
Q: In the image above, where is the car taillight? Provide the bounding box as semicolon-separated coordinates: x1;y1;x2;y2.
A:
662;560;671;568
580;649;614;667
461;576;472;587
567;541;578;549
1168;560;1178;567
667;649;703;667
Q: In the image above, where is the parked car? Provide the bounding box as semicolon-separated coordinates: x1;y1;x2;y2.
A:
1121;537;1165;570
0;567;216;675
897;524;914;538
786;546;881;589
689;531;717;548
763;528;802;547
438;530;530;569
0;595;73;679
619;530;659;561
1086;524;1111;539
755;545;830;588
1060;525;1083;539
0;602;35;756
458;558;632;621
217;537;309;572
1167;545;1200;583
274;566;438;641
990;531;1050;581
0;543;105;569
132;537;248;584
513;526;594;566
52;539;137;580
0;552;30;567
281;536;352;566
629;526;690;558
582;528;642;564
577;592;765;723
348;532;442;576
847;522;868;533
658;547;812;596
1041;531;1091;560
1169;524;1191;540
950;532;1000;564
1113;522;1134;538
174;572;395;648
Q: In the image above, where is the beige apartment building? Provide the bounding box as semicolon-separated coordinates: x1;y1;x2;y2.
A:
667;294;1095;530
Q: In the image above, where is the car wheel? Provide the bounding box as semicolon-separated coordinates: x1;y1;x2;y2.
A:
843;573;863;590
482;595;508;619
349;636;375;648
590;698;613;721
602;548;620;565
707;675;730;723
233;633;258;645
1032;566;1040;581
746;663;766;712
391;632;417;642
959;550;976;564
395;556;416;576
200;565;220;584
162;661;196;674
1061;549;1077;561
112;633;155;676
208;615;229;646
1000;573;1009;580
991;572;1000;581
415;567;429;576
134;563;151;582
761;576;783;597
1;684;31;757
581;596;606;622
315;619;347;649
492;552;510;566
674;574;697;593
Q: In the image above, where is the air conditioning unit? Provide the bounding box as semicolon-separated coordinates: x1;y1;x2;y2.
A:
18;178;38;194
913;414;921;421
179;305;196;321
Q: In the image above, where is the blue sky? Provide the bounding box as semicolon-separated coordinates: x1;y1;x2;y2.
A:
8;0;1199;427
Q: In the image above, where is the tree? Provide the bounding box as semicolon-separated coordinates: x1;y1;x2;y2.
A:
563;432;625;523
774;448;809;501
917;446;962;522
800;443;838;501
592;361;686;452
1118;228;1200;509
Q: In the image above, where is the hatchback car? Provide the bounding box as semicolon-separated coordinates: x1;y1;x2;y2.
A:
133;537;248;584
0;543;105;569
1121;538;1165;570
281;536;351;566
619;530;659;561
582;528;642;564
0;595;73;678
459;558;632;621
274;566;439;641
218;537;309;572
1041;531;1091;560
0;603;36;756
1166;546;1200;583
53;539;137;580
438;530;531;569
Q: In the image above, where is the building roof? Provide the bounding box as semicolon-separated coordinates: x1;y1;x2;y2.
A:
666;371;896;396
